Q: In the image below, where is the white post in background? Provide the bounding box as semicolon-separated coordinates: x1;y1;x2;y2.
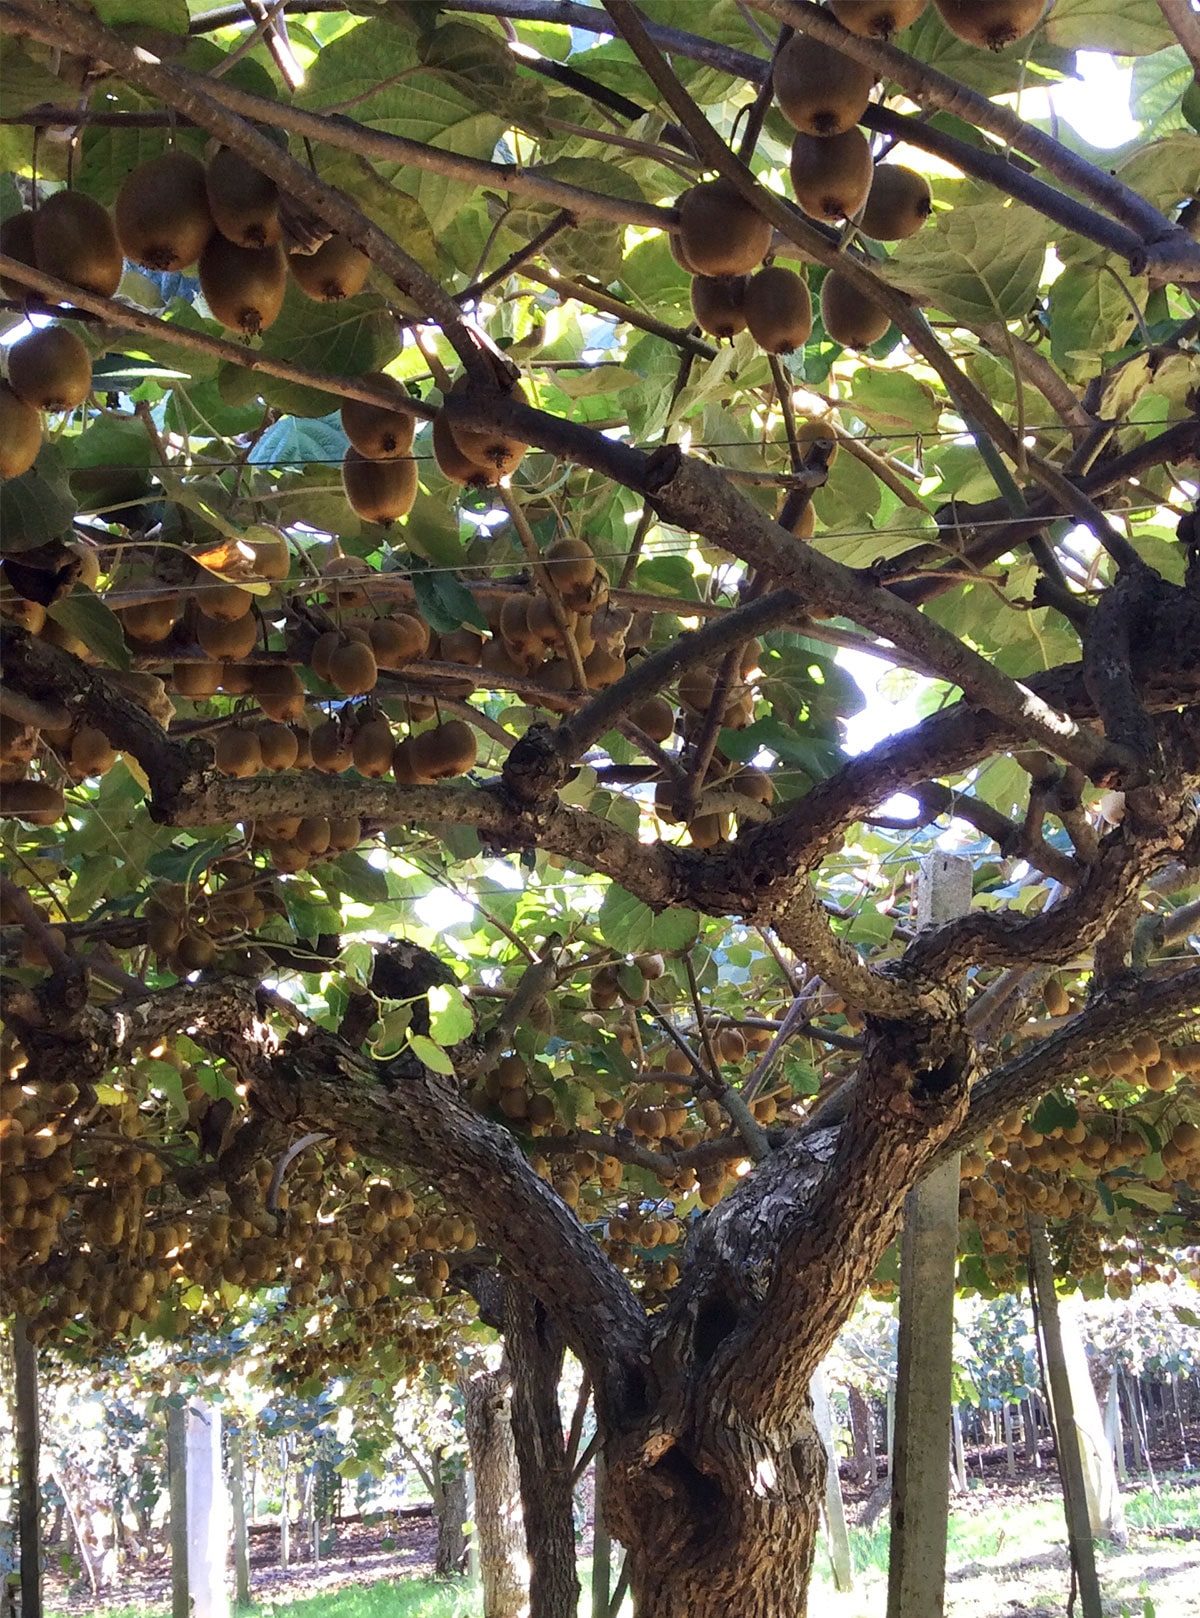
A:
1105;1370;1127;1483
812;1367;853;1593
186;1401;230;1618
886;852;973;1618
1056;1294;1127;1544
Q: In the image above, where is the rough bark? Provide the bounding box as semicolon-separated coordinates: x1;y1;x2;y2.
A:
503;1285;579;1618
465;1367;529;1618
434;1469;469;1579
13;1316;42;1618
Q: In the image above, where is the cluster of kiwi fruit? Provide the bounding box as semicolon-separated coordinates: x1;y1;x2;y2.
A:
340;372;420;525
431;370;531;489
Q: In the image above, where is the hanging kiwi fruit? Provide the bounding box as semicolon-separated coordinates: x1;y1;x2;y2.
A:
198;235;288;337
433;410;490;486
674;178;773;277
861;164;933;240
0;209;36;299
829;0;927;37
327;636;379;696
6;325;93;412
933;0;1046;49
443;374;528;483
820;269;892;348
342;448;419;525
742;265;813;354
352;716;396;778
214;726;263;778
115;152;214;272
205;147;282;249
789;128;874;221
340;374;416;459
772;34;875;137
32;191;123;299
690;275;748;339
409;720;478;781
288;234;370;302
0;382;42;480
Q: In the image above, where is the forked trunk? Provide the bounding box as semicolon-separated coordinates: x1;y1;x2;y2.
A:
604;1404;825;1618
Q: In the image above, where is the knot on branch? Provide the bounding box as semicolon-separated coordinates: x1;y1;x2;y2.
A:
865;1012;972;1127
500;721;570;807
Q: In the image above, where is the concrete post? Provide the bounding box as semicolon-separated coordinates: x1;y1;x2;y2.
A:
229;1426;251;1608
1056;1293;1127;1544
812;1368;853;1592
12;1317;42;1618
185;1401;230;1618
591;1452;612;1618
886;853;972;1618
1105;1370;1127;1483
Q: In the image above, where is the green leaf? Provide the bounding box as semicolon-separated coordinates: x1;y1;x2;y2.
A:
1114;1184;1176;1212
1048;263;1145;377
147;838;228;884
250;283;400;418
410;1033;456;1075
96;0;188;31
884;196;1052;325
94;1082;126;1106
427;983;474;1045
0;48;71;171
597;885;655;954
1185;80;1200;135
0;443;78;552
47;589;131;671
1045;0;1175;54
316;852;389;906
411;565;488;634
650;909;700;952
1031;1092;1078;1135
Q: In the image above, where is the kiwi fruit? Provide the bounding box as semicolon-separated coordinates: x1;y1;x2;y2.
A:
933;0;1045;49
197;611;258;661
438;627;484;666
690;275;748;339
195;579;253;623
294;816;331;856
820;270;892;347
1;780;64;825
392;735;425;784
0;383;42;480
352;716;395;778
257;718;301;771
120;595;181;643
743;265;813;354
247;527;290;581
33;191;123;299
410;720;477;780
583;645;625;690
328;638;378;696
7;325;92;411
205;148;281;249
829;0;927;36
629;695;675;743
433;410;489;485
0;210;37;300
861;164;933;240
675;179;773;277
199;235;288;337
789;128;874;221
342;449;418;524
783;498;816;540
249;664;306;723
545;537;598;610
289;234;370;302
445;375;528;482
311;719;353;773
369;612;429;669
115;153;214;272
69;724;116;779
214;727;262;778
341;374;416;459
773;34;875;137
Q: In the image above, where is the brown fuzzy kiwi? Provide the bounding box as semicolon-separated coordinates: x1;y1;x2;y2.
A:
391;735;426;785
368;612;429;670
195;578;253;622
1;781;64;825
7;326;92;411
433;410;490;485
352;716;395;778
688;812;727;849
0;383;42;480
328;638;378;696
321;554;372;608
311;719;353;773
789;128;874;221
295;816;331;856
742;265;813;354
340;373;416;459
410;720;477;780
1042;977;1070;1017
249;664;306;723
214;727;262;778
197;611;258;661
861;164;933;240
327;816;362;852
830;0;927;37
733;765;775;805
69;724;117;779
121;595;181;644
32;191;123;299
247;527;289;581
205;148;282;249
288;234;370;302
545;537;598;611
690;275;748;339
820;269;892;347
342;449;418;525
772;34;875;137
445;374;528;481
0;210;36;300
629;695;675;743
199;235;287;337
115;152;214;272
675;179;773;277
439;627;484;666
309;629;340;684
256;721;299;771
933;0;1045;49
583;645;625;690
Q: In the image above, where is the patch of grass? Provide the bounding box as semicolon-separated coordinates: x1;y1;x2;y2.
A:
47;1579;480;1618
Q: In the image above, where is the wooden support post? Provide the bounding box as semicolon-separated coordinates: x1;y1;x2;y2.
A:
812;1368;853;1593
278;1439;290;1570
950;1407;968;1494
886;853;972;1618
13;1317;43;1618
591;1452;612;1618
1027;1218;1104;1618
1003;1403;1017;1480
229;1426;252;1608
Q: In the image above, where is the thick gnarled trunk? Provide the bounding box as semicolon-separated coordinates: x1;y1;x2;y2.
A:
464;1366;528;1618
605;1403;826;1618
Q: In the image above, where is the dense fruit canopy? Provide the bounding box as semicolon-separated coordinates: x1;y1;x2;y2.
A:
0;0;1198;1416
